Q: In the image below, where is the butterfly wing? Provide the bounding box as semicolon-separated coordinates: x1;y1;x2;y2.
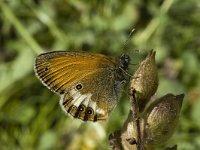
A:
34;51;124;121
59;67;119;121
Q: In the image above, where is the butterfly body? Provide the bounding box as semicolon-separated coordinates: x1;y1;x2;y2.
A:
34;51;129;121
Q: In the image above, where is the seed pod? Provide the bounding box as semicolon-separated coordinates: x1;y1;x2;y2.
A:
131;50;158;111
121;111;138;150
143;94;184;147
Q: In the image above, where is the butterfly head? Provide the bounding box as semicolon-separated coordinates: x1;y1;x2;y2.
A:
119;54;130;71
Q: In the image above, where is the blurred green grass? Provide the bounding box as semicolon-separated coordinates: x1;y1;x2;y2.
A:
0;0;200;149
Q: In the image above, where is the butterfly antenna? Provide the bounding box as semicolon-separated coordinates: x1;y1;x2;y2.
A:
122;28;135;53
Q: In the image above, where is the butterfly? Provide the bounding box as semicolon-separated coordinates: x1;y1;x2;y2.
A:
34;51;130;121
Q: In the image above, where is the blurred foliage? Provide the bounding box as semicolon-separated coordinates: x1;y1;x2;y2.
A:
0;0;200;149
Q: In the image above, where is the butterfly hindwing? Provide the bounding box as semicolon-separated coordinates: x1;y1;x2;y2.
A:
60;87;108;121
59;67;119;121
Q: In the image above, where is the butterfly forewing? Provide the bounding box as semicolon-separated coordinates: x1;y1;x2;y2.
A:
35;51;116;93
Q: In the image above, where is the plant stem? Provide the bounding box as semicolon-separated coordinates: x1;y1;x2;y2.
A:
130;89;143;150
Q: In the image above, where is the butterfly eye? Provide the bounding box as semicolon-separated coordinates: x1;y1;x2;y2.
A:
76;84;82;90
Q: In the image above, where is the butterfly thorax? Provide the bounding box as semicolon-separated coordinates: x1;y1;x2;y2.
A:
119;54;130;71
114;54;130;82
111;54;130;103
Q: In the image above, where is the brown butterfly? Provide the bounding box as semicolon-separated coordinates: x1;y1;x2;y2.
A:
34;51;130;121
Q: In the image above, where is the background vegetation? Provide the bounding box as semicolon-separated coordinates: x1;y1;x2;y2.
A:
0;0;200;149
